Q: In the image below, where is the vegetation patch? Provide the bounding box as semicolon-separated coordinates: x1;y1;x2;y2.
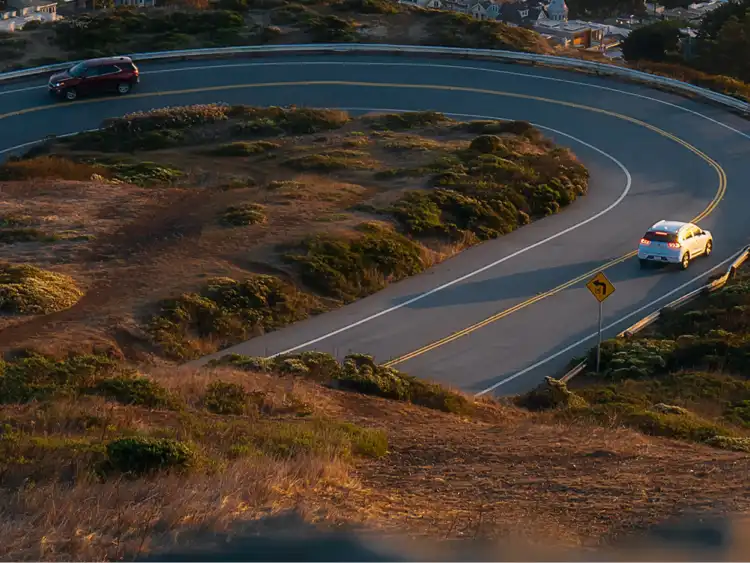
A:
386;129;588;243
0;156;104;181
0;263;83;315
285;222;425;302
147;275;321;360
560;270;750;452
93;375;179;409
0;352;116;404
283;150;376;171
209;141;282;156
104;436;195;476
210;351;472;414
219;203;267;227
105;161;184;186
365;111;453;131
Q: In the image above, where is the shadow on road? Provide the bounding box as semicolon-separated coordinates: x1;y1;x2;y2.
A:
392;257;661;310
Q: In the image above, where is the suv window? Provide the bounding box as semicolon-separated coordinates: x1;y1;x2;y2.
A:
643;231;678;243
68;62;88;78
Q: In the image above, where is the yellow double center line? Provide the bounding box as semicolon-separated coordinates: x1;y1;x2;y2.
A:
0;79;727;368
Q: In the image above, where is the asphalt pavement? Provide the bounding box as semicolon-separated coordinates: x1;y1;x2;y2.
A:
2;54;749;394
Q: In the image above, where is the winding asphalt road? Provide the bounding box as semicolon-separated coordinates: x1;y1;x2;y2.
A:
2;54;750;395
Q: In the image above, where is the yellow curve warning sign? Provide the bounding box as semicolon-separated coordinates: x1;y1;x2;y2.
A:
586;271;615;303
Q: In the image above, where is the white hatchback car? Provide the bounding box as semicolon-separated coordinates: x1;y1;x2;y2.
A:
637;220;713;270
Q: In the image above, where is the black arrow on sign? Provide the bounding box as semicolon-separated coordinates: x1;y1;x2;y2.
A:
593;280;607;294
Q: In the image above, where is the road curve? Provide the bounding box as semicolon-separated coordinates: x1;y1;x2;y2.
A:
2;54;750;395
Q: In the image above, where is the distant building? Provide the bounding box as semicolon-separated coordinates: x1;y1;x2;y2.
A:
0;0;57;32
498;0;545;26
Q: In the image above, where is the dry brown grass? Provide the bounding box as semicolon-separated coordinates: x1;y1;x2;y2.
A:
0;114;556;359
1;364;748;561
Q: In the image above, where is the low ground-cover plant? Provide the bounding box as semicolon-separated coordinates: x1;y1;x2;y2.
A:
0;156;104;181
210;351;472;414
285;222;425;302
385;129;588;242
0;263;83;315
219;203;267;226
209;140;281;156
556;270;750;449
147;275;321;360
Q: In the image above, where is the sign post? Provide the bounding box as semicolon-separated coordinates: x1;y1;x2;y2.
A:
585;271;616;373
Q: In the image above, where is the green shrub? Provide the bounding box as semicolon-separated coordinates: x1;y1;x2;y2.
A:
516;376;588;411
334;353;472;414
219;203;266;227
705;435;750;453
0;263;83;315
229;107;350;135
622;408;731;442
463;120;537;136
93;375;177;409
593;338;677;379
207;352;470;414
105;436;195;475
209;141;281;156
469;134;503;153
148;275;319;360
0;353;116;404
283;150;374;171
365;111;451;131
106;161;183;186
203;381;248;415
286;222;425;302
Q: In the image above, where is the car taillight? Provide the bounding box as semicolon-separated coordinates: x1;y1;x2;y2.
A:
640;238;651;245
667;242;680;249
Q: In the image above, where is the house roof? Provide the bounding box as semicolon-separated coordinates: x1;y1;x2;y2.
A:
500;1;543;24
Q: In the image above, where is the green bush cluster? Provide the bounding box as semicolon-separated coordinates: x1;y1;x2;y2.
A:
516;377;588;411
268;4;357;41
209;140;281;156
106;161;184;186
105;436;195;476
203;381;248;415
283;150;374;171
147;275;320;360
219;203;266;227
0;263;83;315
0;353;116;404
93;375;179;409
285;222;425;302
230;107;350;136
210;351;471;414
386;131;588;242
0;228;56;244
53;8;244;56
333;0;401;14
365;111;452;131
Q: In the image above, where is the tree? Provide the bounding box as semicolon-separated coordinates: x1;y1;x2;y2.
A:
621;20;684;62
696;0;750;41
695;12;750;82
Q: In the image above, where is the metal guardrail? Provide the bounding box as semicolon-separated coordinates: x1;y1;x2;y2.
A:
558;244;750;383
0;43;749;115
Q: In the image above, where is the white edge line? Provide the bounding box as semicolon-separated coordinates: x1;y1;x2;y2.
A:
474;248;745;396
264;108;633;358
3;60;748;142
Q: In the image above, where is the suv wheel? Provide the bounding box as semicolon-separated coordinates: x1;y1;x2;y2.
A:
117;83;131;95
64;89;78;101
639;259;649;269
680;252;690;270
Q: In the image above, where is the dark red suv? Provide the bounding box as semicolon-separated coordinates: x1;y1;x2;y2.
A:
48;56;140;101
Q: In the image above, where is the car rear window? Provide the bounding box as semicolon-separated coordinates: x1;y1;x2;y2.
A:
643;231;678;243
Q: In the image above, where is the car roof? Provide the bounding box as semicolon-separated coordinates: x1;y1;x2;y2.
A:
648;220;693;233
82;56;133;66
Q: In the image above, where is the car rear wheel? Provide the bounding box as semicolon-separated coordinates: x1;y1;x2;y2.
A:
64;88;77;101
680;252;690;270
639;259;649;269
705;240;713;257
117;83;131;95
